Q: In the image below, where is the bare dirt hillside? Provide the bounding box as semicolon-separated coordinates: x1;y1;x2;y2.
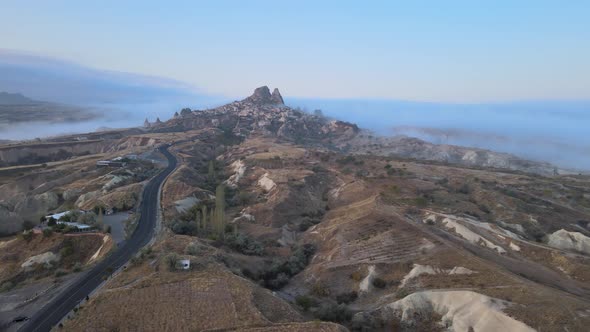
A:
5;87;590;331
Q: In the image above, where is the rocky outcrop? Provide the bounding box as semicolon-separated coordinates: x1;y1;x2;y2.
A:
154;86;557;175
154;87;359;145
14;191;59;220
380;291;535;332
245;86;274;105
271;88;284;105
547;229;590;255
0;204;23;235
144;118;150;128
21;252;60;270
243;86;285;105
180;108;192;117
63;189;82;201
75;191;100;209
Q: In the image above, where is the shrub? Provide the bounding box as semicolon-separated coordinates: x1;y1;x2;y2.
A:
170;220;198;236
295;295;318;311
47;218;57;227
21;230;34;242
224;233;264;256
241;268;256;279
54;268;68;277
315;303;352;323
267;273;290;289
23;220;36;230
78;213;97;225
60;245;74;257
237;191;256;205
43;228;53;237
312;165;327;173
299;217;321;232
185;243;203;256
165;253;180;271
457;183;471;195
336;291;358;304
372;277;387;289
59;214;72;222
259;244;316;290
478;204;491;214
405;206;422;216
72;262;83;272
413;197;428;207
352;312;382;331
311;282;331;297
336;156;356;165
0;281;14;293
350;271;363;282
397;288;411;298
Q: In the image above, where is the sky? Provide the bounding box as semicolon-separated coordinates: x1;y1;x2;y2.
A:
1;0;589;102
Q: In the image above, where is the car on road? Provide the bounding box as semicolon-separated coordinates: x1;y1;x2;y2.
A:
13;316;30;323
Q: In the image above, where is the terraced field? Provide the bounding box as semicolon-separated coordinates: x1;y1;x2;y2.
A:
312;194;438;269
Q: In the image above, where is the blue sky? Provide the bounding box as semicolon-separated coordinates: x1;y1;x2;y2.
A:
1;0;589;102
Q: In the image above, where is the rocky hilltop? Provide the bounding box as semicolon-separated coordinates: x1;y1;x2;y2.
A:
4;87;590;332
151;86;560;175
153;86;360;143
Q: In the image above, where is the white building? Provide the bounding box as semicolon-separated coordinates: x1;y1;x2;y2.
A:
177;259;190;270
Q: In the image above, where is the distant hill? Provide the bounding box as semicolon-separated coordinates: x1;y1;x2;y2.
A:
0;93;96;126
0;92;35;105
0;50;220;105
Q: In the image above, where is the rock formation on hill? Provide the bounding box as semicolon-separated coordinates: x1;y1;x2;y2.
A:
153;86;359;143
271;88;284;105
152;86;560;175
245;86;273;105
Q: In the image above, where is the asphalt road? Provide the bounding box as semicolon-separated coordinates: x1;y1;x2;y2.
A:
18;145;177;332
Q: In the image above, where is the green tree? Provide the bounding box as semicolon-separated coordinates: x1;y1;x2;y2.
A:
214;184;226;237
208;160;216;181
201;205;208;232
194;207;201;229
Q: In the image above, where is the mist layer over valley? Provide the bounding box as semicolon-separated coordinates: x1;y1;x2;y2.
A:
289;98;590;170
1;50;588;171
0;50;228;140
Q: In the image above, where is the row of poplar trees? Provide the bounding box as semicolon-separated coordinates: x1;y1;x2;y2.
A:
193;160;228;238
192;184;227;238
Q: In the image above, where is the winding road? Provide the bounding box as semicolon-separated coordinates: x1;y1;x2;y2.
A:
19;145;177;332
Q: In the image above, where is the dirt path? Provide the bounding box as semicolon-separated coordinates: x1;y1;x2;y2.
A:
382;202;590;302
422;209;590;260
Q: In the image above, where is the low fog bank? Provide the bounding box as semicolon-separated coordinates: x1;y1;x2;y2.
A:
0;49;229;140
0;97;228;140
288;98;590;170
